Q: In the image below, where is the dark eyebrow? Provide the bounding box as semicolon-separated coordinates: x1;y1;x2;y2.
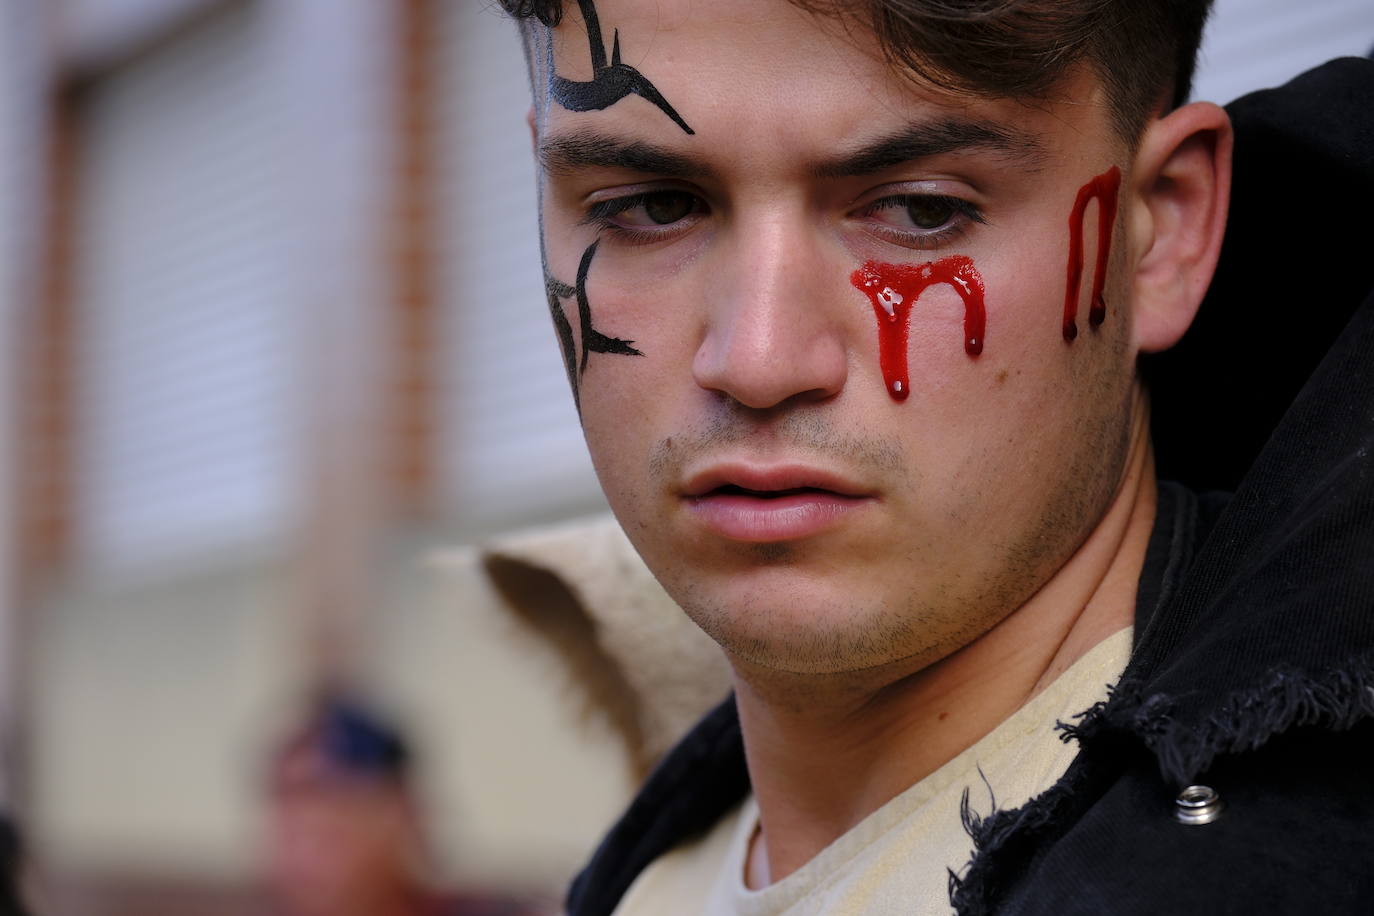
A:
815;118;1048;179
539;132;711;180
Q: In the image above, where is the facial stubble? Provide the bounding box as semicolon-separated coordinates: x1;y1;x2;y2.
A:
625;295;1136;681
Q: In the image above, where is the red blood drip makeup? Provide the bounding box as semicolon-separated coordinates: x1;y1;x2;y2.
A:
850;256;987;402
1062;165;1122;341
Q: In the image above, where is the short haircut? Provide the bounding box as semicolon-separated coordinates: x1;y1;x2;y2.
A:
499;0;1214;143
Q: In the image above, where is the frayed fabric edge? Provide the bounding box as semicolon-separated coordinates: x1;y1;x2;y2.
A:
949;652;1374;915
1066;651;1374;786
948;759;1092;915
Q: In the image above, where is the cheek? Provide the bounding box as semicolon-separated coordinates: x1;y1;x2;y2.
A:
574;305;689;499
851;257;987;401
579;358;663;451
895;248;1110;492
892;247;1067;393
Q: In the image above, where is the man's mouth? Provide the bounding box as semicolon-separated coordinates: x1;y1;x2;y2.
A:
682;465;869;500
681;466;873;542
704;484;836;500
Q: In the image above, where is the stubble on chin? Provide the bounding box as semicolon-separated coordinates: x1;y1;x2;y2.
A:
749;542;794;564
629;315;1137;680
635;402;923;674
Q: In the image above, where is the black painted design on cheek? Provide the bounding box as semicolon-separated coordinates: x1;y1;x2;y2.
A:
545;240;644;413
546;275;579;398
575;240;643;369
549;0;695;135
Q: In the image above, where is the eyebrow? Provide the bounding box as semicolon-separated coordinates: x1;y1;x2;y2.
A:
814;118;1049;178
539;132;712;180
538;117;1048;183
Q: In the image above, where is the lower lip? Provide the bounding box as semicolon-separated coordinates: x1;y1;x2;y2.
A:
684;491;870;542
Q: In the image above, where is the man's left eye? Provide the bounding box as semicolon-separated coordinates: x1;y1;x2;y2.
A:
863;194;977;231
855;193;985;248
902;196;958;229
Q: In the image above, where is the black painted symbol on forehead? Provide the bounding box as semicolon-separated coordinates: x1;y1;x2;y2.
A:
549;0;695;135
545;239;643;413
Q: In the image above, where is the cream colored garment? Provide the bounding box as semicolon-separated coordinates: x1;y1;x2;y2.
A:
614;627;1134;916
479;514;732;774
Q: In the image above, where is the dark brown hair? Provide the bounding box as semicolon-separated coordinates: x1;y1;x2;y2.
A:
498;0;1213;142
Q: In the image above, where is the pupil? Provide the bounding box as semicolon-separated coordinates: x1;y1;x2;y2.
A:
644;192;693;225
906;197;954;230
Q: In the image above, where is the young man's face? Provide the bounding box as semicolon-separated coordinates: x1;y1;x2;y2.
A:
534;0;1143;676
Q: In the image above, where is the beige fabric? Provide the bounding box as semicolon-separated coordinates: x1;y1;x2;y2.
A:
614;627;1135;916
479;514;732;775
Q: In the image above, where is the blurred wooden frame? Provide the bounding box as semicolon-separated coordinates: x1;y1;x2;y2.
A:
11;0;445;908
16;0;247;603
390;0;441;520
11;0;263;862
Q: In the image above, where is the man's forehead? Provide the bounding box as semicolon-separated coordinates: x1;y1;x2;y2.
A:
542;0;801;74
536;0;916;114
531;0;1113;164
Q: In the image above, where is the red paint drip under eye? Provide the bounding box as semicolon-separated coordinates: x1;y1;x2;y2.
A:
850;256;987;402
1063;165;1122;341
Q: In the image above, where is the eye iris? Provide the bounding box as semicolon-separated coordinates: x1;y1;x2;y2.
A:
644;192;694;225
906;197;954;230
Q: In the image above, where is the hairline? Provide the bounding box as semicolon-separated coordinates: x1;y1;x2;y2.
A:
512;14;1164;152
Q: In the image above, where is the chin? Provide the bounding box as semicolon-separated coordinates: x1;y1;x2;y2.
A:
666;570;954;677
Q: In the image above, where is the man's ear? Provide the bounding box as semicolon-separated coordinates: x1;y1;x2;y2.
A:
1128;101;1233;353
526;107;538;150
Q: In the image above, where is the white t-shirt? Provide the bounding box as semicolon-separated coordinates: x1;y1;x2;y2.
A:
613;627;1134;915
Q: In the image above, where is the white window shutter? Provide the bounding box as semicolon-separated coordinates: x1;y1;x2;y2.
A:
435;3;607;537
72;2;301;576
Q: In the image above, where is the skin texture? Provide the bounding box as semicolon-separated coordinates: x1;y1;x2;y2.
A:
548;0;695;134
529;0;1231;885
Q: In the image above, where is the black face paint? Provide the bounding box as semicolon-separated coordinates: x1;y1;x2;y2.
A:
549;0;695;135
545;274;580;400
545;239;644;412
575;241;642;367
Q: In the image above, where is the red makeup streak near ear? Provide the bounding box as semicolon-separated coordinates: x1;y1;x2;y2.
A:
1063;165;1122;341
851;257;986;402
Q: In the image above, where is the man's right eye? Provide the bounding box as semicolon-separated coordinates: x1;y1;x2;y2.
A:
582;190;707;236
641;191;698;225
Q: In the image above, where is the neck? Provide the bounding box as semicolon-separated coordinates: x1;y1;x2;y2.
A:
734;392;1158;886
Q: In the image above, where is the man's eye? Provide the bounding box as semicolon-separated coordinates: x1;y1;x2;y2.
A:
856;193;985;248
642;191;697;225
903;196;957;230
584;190;705;231
865;194;975;231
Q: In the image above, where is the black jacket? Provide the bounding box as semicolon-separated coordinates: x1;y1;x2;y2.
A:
567;58;1374;915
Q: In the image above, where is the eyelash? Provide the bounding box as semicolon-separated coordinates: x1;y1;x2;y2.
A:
580;191;706;245
854;194;986;250
578;190;987;250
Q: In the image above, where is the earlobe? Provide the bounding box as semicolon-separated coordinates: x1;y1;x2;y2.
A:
526;107;538;149
1129;101;1233;354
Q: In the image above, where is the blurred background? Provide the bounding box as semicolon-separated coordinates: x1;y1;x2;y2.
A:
0;0;1370;912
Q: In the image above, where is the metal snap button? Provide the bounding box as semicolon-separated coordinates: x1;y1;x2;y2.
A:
1174;784;1223;825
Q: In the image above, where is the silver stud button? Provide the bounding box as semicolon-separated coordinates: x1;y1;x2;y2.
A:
1174;784;1223;825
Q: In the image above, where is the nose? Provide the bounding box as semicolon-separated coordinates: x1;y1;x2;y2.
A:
692;217;849;409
